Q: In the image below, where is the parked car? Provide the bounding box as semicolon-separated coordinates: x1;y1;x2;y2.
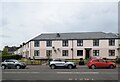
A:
87;58;116;69
49;59;76;69
1;59;26;69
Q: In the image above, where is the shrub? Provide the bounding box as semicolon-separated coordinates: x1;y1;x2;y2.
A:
2;55;22;61
115;57;120;64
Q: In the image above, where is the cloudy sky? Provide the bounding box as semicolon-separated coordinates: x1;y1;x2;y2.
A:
0;0;119;50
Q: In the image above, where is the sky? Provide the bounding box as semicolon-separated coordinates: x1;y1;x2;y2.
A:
0;0;119;50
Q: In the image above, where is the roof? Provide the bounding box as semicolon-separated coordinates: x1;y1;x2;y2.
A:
31;32;118;41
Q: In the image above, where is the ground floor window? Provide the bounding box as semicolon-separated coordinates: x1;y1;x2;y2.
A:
109;50;115;56
93;50;99;56
34;50;39;56
77;50;83;56
46;50;52;57
62;50;68;56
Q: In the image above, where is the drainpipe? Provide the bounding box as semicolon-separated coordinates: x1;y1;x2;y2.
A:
71;40;74;61
30;41;31;60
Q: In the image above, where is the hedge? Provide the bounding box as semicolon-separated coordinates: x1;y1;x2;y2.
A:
68;59;87;64
19;59;42;65
1;55;22;61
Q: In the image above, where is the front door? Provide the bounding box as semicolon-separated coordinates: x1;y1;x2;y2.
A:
85;48;91;59
85;50;90;59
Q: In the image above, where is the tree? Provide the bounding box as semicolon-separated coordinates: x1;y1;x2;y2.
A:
46;50;52;64
2;48;9;55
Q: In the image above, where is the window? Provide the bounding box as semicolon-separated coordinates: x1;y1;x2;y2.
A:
62;40;68;47
46;40;52;47
92;59;99;62
77;50;83;56
27;43;29;48
5;60;15;62
34;41;39;47
34;50;39;56
93;39;99;46
109;39;115;46
109;50;115;56
93;50;99;56
77;40;83;46
99;59;106;62
54;59;62;62
5;60;9;62
46;50;52;57
62;50;68;56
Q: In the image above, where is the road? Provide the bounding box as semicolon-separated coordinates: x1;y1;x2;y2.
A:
2;65;119;80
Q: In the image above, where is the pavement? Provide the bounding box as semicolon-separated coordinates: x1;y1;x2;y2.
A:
2;65;119;80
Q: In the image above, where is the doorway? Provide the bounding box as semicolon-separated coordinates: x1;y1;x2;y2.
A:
85;48;91;59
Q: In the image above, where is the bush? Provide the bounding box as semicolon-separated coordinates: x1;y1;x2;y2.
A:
2;55;22;61
115;57;120;64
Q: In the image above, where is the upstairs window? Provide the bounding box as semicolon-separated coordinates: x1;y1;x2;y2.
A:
34;41;39;47
46;40;52;47
93;39;99;46
77;40;83;46
62;40;68;47
109;39;115;46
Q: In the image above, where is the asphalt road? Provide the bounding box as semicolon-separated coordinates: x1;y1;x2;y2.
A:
2;65;119;80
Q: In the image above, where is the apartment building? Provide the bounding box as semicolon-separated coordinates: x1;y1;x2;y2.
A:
14;32;120;59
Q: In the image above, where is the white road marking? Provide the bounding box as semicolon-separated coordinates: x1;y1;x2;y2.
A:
91;78;94;80
69;78;94;80
3;72;40;74
3;71;118;75
56;72;99;74
75;78;77;80
68;78;73;80
3;71;99;74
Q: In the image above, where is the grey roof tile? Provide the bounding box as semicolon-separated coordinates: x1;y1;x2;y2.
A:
31;32;118;41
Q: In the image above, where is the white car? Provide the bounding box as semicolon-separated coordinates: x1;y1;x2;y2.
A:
49;59;76;69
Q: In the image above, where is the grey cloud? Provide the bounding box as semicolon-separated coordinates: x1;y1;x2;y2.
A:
0;1;118;50
0;35;11;38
